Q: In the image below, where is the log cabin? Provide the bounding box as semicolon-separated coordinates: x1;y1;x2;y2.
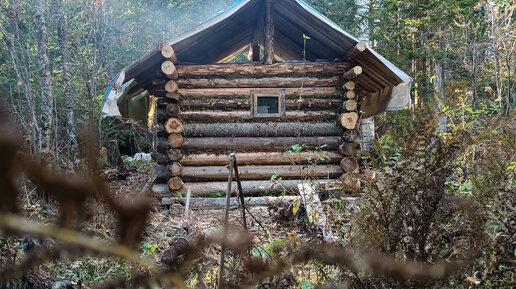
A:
101;0;412;197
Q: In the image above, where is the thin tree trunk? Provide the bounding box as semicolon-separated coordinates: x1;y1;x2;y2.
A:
54;0;77;159
35;0;54;151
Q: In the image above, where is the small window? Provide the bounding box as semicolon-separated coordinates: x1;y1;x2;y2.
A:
251;90;285;118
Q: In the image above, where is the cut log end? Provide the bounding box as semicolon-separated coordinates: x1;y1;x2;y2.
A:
339;157;359;173
167;148;182;161
162;61;178;80
168;133;185;148
165;80;179;93
167;162;183;176
343;66;362;79
168;177;184;191
344;90;356;99
342;81;356;91
164;117;184;134
343;99;358;112
339;112;359;130
166;103;180;116
160;45;177;63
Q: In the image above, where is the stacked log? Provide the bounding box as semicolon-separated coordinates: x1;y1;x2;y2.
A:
153;43;184;194
151;58;354;196
337;43;368;192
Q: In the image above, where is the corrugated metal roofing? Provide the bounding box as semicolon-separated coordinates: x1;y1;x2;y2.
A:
102;0;411;118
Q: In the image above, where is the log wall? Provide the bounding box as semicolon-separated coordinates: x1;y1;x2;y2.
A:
152;44;363;196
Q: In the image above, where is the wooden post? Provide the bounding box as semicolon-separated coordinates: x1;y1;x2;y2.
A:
182;188;191;228
234;155;248;232
252;44;260;62
218;153;235;289
264;0;274;65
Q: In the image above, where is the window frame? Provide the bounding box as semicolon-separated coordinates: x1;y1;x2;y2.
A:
250;89;286;118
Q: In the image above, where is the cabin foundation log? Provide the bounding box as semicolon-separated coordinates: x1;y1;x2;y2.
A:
179;179;338;196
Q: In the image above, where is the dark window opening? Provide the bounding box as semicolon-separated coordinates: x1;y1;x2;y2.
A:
257;96;279;114
251;90;285;118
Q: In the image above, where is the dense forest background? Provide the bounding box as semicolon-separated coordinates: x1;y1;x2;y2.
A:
0;0;515;288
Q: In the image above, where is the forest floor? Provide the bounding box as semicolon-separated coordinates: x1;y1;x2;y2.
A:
14;164;327;288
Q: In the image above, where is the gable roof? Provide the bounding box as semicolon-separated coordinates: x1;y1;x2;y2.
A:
101;0;411;119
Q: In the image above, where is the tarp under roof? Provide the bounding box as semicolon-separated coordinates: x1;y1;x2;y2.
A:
101;0;411;119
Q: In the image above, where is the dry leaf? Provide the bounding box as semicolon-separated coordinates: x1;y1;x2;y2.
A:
465;276;481;285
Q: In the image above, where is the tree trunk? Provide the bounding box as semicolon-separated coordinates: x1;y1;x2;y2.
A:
176;62;350;77
182;136;341;152
264;0;274;64
182;151;343;166
35;0;53;151
183;122;341;137
54;0;76;159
